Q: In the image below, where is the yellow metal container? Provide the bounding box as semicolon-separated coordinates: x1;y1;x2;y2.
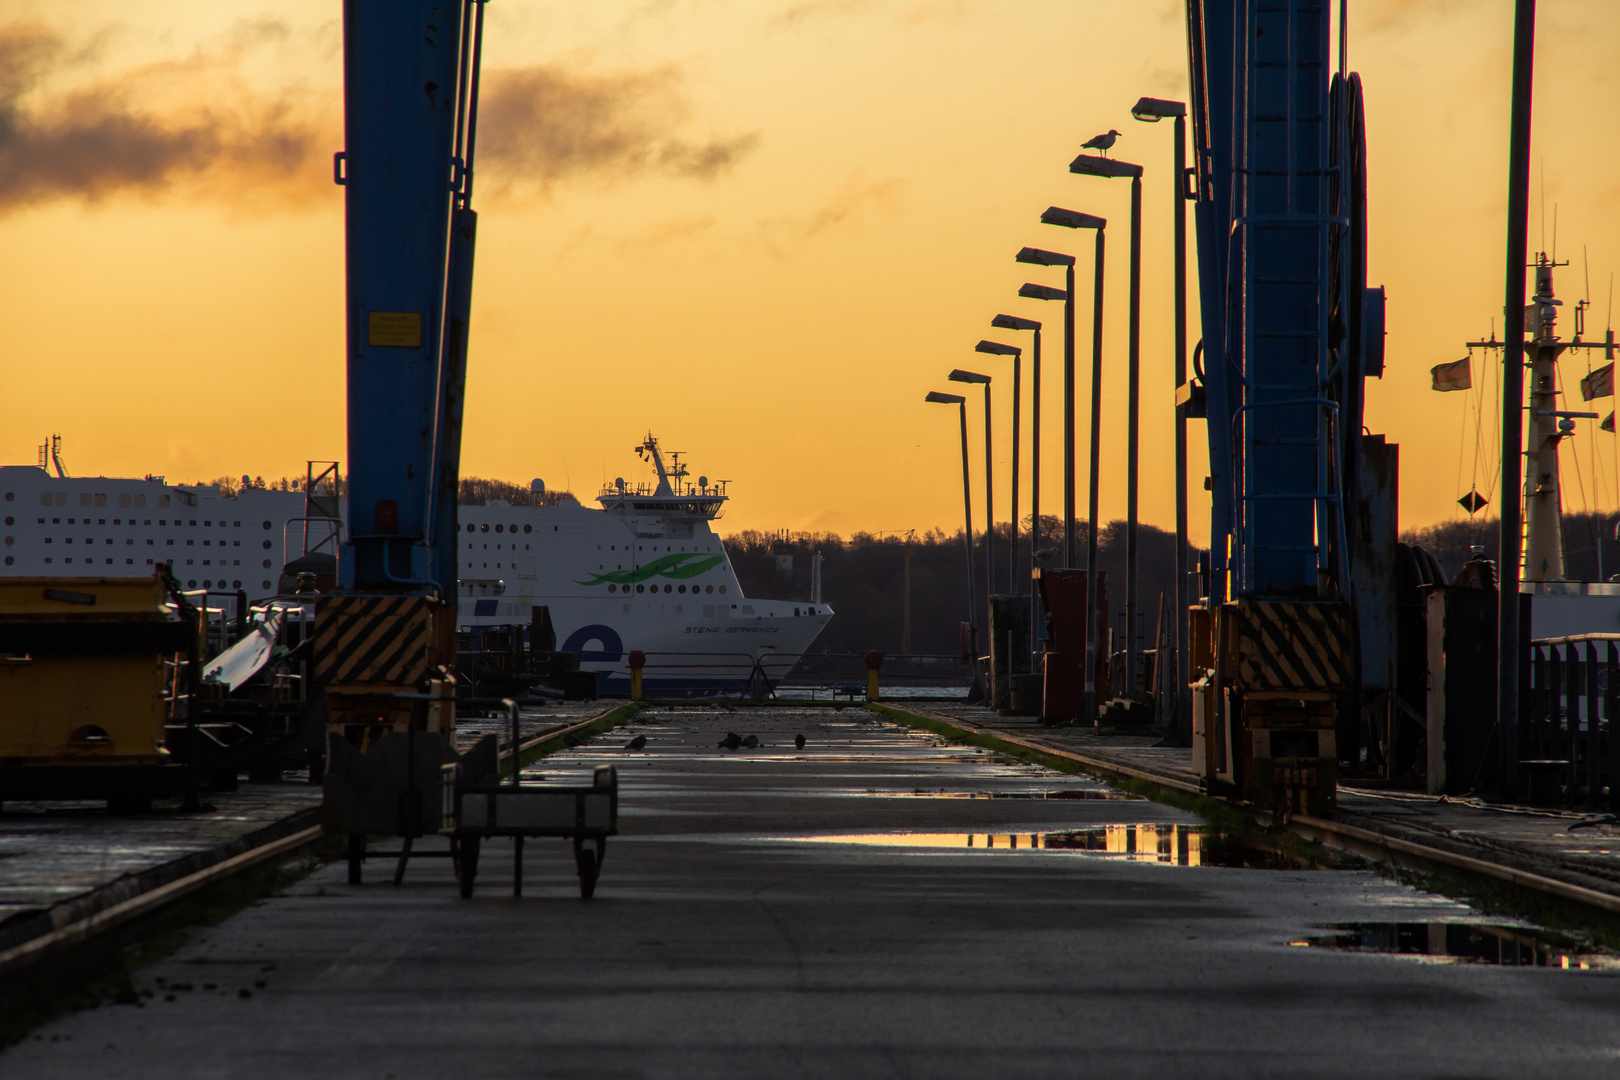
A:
0;576;181;766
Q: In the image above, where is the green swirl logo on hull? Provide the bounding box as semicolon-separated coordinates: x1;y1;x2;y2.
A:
577;552;726;586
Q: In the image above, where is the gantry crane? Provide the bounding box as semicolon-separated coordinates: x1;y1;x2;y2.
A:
1184;0;1391;816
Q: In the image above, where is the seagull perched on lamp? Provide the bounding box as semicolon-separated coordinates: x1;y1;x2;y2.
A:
1081;129;1121;157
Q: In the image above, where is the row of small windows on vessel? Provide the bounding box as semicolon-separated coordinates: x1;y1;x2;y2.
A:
4;516;272;528
596;545;713;552
4;554;273;575
466;523;549;533
608;583;726;595
7;492;179;508
8;536;273;549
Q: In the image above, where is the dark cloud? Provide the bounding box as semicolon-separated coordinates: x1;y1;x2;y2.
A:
0;22;752;214
0;22;323;214
477;63;758;191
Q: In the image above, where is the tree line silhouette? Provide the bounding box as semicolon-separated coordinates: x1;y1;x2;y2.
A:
723;517;1198;657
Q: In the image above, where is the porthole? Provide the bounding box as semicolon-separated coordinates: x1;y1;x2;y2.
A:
719;585;727;594
4;537;12;546
480;523;489;532
608;584;617;592
705;585;713;594
262;520;271;529
3;492;10;501
203;579;211;588
262;559;272;569
262;540;272;549
636;584;645;593
3;516;11;526
233;580;241;588
495;524;503;533
466;523;475;533
3;557;10;566
678;585;686;593
664;584;673;593
524;524;532;533
188;579;197;588
262;580;271;590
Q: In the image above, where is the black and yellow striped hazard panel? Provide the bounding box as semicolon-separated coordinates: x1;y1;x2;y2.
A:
314;595;433;687
1230;601;1353;692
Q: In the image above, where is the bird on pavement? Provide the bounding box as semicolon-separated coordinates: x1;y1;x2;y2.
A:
741;735;760;749
794;733;806;750
718;732;742;751
625;734;647;751
1081;129;1121;156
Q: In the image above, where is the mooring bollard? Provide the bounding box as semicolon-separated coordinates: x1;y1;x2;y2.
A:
628;650;646;701
864;650;884;702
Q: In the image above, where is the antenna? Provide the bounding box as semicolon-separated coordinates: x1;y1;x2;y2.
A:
1552;203;1558;264
1539;158;1546;257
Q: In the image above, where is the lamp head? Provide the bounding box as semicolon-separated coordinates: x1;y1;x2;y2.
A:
1016;246;1075;268
974;340;1020;358
991;313;1040;332
1130;96;1186;122
925;391;965;405
1041;206;1105;230
1068;154;1143;179
948;369;991;385
1019;283;1067;302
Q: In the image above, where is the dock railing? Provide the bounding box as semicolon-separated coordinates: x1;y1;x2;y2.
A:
1523;634;1620;809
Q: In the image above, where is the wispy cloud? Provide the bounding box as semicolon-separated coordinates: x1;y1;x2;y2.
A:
752;172;906;256
0;20;755;215
477;63;759;195
0;21;328;214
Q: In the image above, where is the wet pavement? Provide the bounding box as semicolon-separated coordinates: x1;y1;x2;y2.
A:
5;705;1619;1078
920;701;1620;897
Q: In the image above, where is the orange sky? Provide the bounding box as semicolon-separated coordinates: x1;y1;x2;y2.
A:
3;1;1619;542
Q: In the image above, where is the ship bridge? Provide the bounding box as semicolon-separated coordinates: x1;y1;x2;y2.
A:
597;434;727;521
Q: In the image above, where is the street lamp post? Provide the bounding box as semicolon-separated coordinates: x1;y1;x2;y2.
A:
992;313;1042;657
1131;95;1190;743
1037;208;1106;726
926;390;978;690
949;369;994;614
1070;152;1145;703
975;340;1022;596
1017;246;1079;572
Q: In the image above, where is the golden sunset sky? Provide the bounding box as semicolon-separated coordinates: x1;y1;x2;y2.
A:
2;1;1619;542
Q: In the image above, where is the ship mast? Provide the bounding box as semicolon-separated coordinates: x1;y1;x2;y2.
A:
1522;254;1571;581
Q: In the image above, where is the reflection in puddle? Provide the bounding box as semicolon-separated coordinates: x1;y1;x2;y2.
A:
890;790;1138;801
1292;923;1619;970
784;824;1332;868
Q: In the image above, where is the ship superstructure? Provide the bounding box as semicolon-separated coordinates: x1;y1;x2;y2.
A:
0;435;831;695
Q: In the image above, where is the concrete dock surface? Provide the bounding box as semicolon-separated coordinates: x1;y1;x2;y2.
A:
5;705;1618;1078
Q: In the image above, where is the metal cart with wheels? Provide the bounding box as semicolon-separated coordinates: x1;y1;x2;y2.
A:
441;760;618;899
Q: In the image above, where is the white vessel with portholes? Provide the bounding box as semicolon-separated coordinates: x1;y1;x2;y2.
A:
0;435;832;696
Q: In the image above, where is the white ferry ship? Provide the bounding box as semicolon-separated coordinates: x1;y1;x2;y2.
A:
0;436;831;696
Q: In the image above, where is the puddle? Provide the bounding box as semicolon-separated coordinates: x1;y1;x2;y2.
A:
888;790;1138;801
781;824;1341;868
1291;922;1620;970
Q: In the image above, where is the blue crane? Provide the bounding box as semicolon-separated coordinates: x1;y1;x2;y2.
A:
1184;0;1389;815
316;0;487;756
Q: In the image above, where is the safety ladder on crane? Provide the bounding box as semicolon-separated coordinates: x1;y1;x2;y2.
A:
1234;0;1348;599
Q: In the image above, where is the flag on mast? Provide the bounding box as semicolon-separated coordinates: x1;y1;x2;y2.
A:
1603;413;1614;433
1431;357;1471;392
1581;362;1614;400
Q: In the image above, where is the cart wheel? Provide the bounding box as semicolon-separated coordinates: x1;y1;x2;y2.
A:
459;836;480;899
574;837;602;900
347;832;364;885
